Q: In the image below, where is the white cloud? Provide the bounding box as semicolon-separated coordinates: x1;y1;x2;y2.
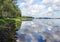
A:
48;7;53;12
20;2;25;6
42;0;52;4
53;0;60;3
18;0;60;17
42;0;60;4
24;0;34;5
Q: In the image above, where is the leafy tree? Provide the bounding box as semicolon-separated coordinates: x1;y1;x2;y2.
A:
0;0;21;42
0;0;21;18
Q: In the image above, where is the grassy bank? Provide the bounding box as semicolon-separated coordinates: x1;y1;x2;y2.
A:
0;17;22;30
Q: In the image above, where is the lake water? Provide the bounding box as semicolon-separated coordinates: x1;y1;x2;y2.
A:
16;19;60;42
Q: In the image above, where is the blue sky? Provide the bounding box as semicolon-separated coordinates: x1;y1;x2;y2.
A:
18;0;60;18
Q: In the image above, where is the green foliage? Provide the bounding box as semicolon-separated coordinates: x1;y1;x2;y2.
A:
0;18;21;30
22;16;33;18
0;18;22;42
0;0;21;42
0;0;21;18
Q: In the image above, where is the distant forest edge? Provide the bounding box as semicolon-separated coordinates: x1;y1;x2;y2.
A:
22;16;60;21
22;16;60;19
22;16;34;21
22;16;34;18
36;17;60;19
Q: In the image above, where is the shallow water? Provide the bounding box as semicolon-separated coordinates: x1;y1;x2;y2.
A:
16;19;60;42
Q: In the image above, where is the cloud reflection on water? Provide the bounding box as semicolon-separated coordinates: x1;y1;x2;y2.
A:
16;19;60;42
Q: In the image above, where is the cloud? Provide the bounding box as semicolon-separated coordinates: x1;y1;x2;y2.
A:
18;0;60;17
42;0;52;4
42;0;60;4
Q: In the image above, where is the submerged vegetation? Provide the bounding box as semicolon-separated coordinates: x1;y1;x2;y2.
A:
0;0;21;42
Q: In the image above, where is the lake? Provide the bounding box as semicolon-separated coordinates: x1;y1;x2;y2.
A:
16;19;60;42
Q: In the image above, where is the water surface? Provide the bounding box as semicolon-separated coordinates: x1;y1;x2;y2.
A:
16;19;60;42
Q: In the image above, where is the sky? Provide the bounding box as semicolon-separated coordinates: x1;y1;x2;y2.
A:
18;0;60;18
